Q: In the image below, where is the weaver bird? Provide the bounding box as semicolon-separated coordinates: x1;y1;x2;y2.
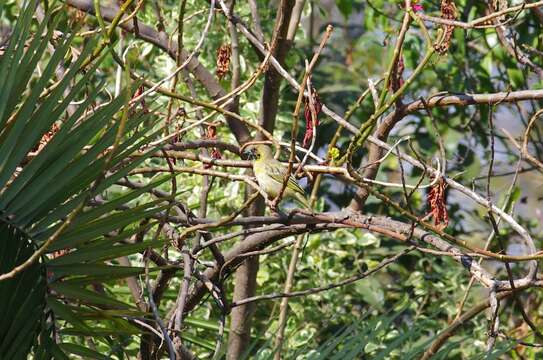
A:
247;144;310;209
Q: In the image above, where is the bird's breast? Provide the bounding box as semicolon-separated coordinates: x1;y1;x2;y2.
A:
253;163;282;198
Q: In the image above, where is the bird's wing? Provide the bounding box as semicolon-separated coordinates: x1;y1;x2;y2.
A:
287;176;306;196
266;163;306;196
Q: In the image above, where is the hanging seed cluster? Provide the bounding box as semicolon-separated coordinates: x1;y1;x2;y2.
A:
428;177;449;229
34;122;60;154
390;55;405;92
204;125;222;169
302;88;322;148
216;43;232;79
434;0;457;55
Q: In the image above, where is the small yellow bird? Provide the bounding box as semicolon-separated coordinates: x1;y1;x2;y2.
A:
248;144;310;209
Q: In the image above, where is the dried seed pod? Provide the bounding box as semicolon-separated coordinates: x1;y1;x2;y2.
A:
204;125;222;169
207;124;217;139
216;43;232;79
302;88;322;148
434;0;457;55
390;54;405;92
428;177;449;229
34;122;60;154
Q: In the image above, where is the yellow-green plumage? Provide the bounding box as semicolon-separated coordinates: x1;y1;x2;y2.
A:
251;145;310;208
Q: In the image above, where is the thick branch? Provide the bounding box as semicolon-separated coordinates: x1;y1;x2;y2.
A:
183;212;536;314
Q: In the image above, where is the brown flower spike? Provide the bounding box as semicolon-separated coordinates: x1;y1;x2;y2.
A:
428;177;449;229
34;122;60;154
390;54;405;92
204;125;222;169
131;85;148;115
216;43;232;79
302;88;322;148
434;0;457;55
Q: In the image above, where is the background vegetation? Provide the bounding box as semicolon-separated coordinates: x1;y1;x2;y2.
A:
1;0;543;359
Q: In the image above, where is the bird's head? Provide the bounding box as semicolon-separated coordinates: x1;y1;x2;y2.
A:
244;144;273;161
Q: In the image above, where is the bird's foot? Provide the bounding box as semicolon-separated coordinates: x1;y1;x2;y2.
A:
270;197;280;211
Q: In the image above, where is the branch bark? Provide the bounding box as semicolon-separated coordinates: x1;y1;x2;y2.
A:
183;212;537;316
228;1;296;358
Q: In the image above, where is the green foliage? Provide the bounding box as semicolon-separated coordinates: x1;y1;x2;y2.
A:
0;221;46;359
249;296;517;359
0;1;168;357
1;0;543;358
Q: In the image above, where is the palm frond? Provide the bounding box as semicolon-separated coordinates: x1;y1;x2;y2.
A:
0;1;172;357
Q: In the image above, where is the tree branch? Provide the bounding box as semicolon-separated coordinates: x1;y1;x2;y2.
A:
64;0;251;144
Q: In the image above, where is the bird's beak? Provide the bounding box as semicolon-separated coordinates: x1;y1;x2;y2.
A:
243;149;256;160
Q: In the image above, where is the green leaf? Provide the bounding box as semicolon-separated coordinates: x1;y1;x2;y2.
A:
507;68;524;89
336;0;353;18
46;298;92;332
46;233;161;266
0;220;45;358
0;32;77;189
73;308;147;319
38;202;167;250
0;81;105;210
7;95;128;222
61;327;141;336
354;278;385;311
182;333;216;351
70;175;172;227
48;282;133;309
58;343;109;360
0;0;36;125
47;264;145;279
359;232;380;247
185;317;230;333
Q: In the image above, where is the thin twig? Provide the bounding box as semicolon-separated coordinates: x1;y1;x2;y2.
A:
232;246;415;307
